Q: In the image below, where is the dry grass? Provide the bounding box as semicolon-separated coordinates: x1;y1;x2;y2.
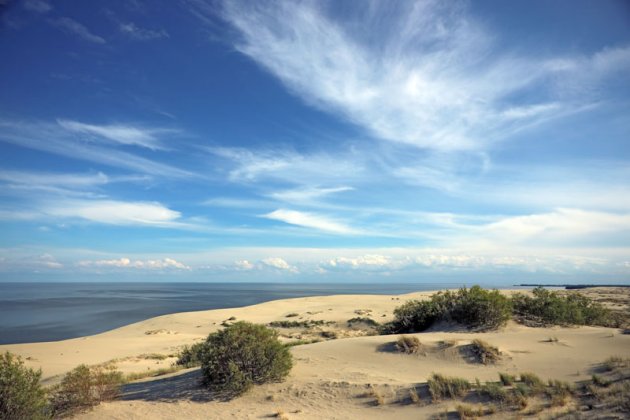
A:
498;372;516;386
456;403;484;419
124;365;182;382
427;373;471;401
469;339;501;364
395;335;424;355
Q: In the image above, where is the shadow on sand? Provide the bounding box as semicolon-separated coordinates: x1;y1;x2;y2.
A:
120;368;218;402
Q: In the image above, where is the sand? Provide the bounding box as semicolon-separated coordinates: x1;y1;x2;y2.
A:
1;289;628;419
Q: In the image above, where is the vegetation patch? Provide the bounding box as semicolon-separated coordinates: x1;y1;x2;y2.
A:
269;320;332;328
283;338;321;347
395;335;424;355
200;322;292;398
467;339;501;364
50;364;123;417
427;373;471;401
384;285;512;333
347;317;379;327
176;342;206;368
0;352;49;420
512;287;612;327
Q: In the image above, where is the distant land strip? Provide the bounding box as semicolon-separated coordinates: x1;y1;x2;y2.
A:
517;284;630;289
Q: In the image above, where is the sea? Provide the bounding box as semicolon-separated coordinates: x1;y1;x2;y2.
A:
0;282;521;345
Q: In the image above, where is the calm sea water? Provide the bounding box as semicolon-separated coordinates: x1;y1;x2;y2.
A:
0;282;515;344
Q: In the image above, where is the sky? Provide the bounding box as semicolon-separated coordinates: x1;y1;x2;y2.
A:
0;0;629;283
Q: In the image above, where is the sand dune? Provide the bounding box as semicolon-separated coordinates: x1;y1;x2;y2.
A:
2;289;628;419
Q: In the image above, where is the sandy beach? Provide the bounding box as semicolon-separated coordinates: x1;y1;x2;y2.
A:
2;288;629;419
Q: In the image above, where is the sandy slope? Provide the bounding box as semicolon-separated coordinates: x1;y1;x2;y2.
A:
2;289;628;419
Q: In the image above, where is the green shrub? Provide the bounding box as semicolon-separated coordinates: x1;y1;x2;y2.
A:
0;352;49;420
50;364;123;417
499;372;516;386
268;320;330;328
479;382;509;404
512;287;611;326
385;286;511;333
200;322;292;397
176;342;206;368
427;373;471;401
347;317;379;327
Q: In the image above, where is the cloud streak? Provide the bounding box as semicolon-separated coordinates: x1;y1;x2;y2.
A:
51;17;105;44
264;209;358;235
209;1;627;152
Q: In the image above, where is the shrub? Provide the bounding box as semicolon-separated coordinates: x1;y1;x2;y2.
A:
395;336;423;354
519;372;545;392
176;342;206;368
456;403;484;419
50;364;123;416
0;352;49;420
512;287;611;326
427;373;471;401
386;286;511;333
469;339;501;364
200;322;292;397
347;317;379;327
268;320;329;328
478;382;509;404
499;372;516;386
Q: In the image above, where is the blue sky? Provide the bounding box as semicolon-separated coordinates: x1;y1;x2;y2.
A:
1;0;629;283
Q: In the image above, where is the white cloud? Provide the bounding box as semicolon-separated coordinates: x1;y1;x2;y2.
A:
46;199;182;227
475;208;630;244
51;17;106;44
0;119;192;178
264;209;358;235
209;147;365;185
328;254;393;270
208;1;620;152
269;186;353;204
119;22;169;40
57;119;168;150
77;257;190;270
233;259;254;270
260;257;298;273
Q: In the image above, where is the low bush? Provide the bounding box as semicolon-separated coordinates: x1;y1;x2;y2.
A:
499;372;516;386
0;352;49;420
268;320;330;328
395;335;423;354
512;287;611;327
385;286;512;333
176;342;206;368
50;364;123;417
347;317;379;327
200;322;292;397
427;373;471;401
478;382;509;404
519;372;545;392
469;339;501;364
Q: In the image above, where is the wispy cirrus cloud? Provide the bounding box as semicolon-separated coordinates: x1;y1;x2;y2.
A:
51;17;105;44
57;119;172;150
118;22;169;41
263;208;359;235
198;1;628;152
0;119;192;178
45;199;182;227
